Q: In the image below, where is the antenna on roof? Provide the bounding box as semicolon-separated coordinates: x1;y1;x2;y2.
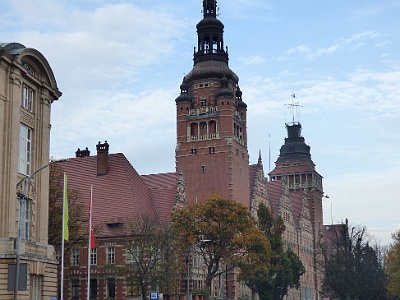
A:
285;92;302;125
268;133;271;174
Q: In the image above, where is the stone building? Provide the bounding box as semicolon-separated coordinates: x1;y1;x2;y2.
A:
0;43;61;299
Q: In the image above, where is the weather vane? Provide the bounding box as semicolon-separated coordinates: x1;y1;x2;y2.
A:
285;92;302;125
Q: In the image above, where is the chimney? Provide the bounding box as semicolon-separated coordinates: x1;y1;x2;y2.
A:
96;141;109;176
75;147;90;158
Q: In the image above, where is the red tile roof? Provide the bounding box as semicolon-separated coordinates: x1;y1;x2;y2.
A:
58;154;174;237
141;172;178;223
269;163;316;176
266;180;284;215
266;180;304;229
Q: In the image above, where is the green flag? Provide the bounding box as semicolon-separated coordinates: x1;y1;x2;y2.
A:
63;173;69;241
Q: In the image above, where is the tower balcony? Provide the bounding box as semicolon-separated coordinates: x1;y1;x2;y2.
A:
189;133;219;142
189;106;218;116
288;181;323;192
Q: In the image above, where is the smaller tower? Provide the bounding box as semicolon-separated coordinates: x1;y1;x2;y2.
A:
269;97;323;298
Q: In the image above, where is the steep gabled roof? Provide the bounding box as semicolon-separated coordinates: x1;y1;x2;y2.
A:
289;190;303;228
141;172;180;223
266;180;284;216
59;154;160;236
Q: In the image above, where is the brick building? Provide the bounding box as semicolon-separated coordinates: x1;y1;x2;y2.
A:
56;1;325;299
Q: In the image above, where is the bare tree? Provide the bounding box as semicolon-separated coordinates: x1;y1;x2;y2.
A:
319;219;388;300
117;216;184;300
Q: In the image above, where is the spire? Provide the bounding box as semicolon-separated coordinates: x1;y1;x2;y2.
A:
194;0;228;65
258;150;263;166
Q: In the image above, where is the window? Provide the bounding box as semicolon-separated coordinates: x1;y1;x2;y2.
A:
107;278;116;299
71;278;80;300
19;197;30;240
22;84;34;112
89;278;97;300
90;248;97;265
126;245;140;264
106;246;115;264
72;249;79;266
18;124;32;175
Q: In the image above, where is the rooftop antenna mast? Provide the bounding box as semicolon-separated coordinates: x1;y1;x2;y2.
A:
285;92;302;125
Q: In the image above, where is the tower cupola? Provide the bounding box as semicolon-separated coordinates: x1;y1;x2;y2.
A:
194;0;228;65
276;123;313;163
175;77;192;104
215;75;233;99
236;85;247;108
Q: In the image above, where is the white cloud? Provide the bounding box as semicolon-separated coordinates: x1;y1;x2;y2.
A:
6;2;187;93
324;166;400;245
238;55;266;65
344;31;382;45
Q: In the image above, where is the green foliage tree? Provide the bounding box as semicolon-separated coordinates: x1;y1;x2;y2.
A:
320;219;388;300
118;216;184;300
386;230;400;297
240;203;305;300
172;195;271;296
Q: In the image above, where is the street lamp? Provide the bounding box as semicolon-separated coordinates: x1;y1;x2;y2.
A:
14;159;66;300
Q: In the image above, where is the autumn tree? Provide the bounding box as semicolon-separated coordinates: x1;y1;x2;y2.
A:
319;219;387;300
48;163;87;256
386;230;400;297
172;195;271;296
240;203;305;300
118;216;185;300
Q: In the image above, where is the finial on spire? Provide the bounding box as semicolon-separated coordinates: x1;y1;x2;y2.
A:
285;92;302;125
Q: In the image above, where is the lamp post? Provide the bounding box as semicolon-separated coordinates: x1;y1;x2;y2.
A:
14;159;66;300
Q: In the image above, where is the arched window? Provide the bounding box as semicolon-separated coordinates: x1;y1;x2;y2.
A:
200;122;207;135
209;121;216;134
190;123;198;137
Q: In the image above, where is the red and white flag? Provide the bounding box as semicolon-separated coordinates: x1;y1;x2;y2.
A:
88;194;96;249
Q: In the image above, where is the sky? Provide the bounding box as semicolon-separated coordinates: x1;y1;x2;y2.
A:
1;0;399;245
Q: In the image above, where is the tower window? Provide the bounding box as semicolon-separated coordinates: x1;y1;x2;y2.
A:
201;165;205;174
209;146;215;154
191;148;198;155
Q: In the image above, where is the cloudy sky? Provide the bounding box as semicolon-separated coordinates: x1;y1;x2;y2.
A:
2;0;399;245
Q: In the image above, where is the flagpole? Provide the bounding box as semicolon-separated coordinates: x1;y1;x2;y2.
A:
61;173;68;300
87;185;93;300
